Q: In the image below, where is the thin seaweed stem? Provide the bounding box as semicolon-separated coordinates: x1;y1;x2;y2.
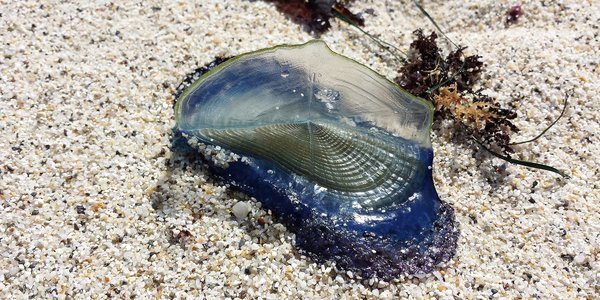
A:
473;138;569;178
412;0;458;48
332;8;407;62
510;92;569;145
425;60;466;95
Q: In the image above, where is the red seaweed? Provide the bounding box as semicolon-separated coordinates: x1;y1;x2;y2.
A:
268;0;363;34
506;4;524;25
395;30;519;155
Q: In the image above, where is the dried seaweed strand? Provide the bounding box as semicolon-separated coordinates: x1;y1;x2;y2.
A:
332;8;406;61
474;138;569;178
510;93;569;145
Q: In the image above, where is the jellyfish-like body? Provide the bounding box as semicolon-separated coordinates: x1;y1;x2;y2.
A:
175;41;458;279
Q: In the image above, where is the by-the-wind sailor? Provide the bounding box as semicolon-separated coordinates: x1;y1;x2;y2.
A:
174;40;458;280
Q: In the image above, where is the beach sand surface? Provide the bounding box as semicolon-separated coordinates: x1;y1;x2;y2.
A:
1;0;598;298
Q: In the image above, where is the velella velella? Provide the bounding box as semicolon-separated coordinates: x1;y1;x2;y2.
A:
174;40;458;280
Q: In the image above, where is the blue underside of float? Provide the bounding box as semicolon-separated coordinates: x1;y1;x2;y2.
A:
176;129;458;279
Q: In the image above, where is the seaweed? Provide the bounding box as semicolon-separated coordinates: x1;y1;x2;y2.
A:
411;0;457;48
268;0;363;34
506;4;524;25
395;30;518;155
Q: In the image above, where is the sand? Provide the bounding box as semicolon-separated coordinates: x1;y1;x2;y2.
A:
1;0;598;298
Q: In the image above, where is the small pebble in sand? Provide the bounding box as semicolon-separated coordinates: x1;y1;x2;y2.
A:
232;201;251;220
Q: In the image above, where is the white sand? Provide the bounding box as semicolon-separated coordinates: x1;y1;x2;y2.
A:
1;0;598;298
